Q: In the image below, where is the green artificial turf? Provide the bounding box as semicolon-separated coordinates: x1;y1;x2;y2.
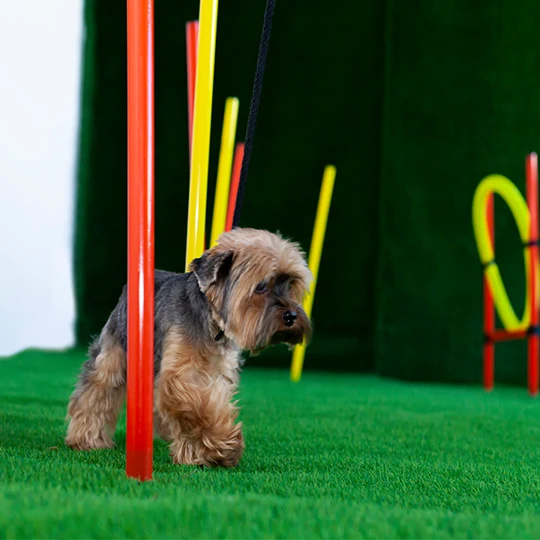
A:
2;349;540;539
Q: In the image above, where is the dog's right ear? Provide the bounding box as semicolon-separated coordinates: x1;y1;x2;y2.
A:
190;249;234;291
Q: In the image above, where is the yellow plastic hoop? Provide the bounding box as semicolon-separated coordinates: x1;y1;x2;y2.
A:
472;174;531;331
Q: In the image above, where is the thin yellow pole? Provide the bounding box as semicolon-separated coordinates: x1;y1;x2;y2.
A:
185;0;219;271
210;97;239;247
290;165;336;382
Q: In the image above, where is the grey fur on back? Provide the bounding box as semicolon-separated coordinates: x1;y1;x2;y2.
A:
99;270;217;375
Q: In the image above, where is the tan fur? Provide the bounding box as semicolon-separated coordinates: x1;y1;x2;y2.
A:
154;328;244;467
65;333;126;450
201;228;312;352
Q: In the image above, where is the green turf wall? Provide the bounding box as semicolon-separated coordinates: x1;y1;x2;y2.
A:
74;0;540;384
375;0;540;385
74;0;385;372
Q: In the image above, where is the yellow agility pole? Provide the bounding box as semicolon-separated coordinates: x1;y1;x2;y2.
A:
185;0;219;271
472;174;532;331
210;97;239;247
290;165;336;382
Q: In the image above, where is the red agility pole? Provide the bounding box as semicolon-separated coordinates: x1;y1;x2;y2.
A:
126;0;155;481
483;194;495;391
483;153;539;397
526;152;539;396
186;21;199;155
225;143;244;231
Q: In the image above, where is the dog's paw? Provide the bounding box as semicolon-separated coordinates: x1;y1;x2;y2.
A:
65;432;115;451
170;423;245;468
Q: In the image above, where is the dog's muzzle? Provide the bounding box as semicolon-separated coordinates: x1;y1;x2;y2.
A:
282;310;297;327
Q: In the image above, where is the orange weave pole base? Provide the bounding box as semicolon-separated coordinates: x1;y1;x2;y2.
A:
486;329;527;343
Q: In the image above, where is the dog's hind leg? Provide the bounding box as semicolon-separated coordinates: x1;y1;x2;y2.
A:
65;323;126;450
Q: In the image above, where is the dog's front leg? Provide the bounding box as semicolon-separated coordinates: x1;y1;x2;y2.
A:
154;328;244;467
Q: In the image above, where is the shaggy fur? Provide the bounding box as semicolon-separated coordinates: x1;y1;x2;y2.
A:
65;228;312;467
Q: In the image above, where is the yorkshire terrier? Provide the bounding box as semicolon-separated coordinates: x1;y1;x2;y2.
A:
65;228;312;467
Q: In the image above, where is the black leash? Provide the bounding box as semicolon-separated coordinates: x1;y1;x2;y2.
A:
232;0;276;228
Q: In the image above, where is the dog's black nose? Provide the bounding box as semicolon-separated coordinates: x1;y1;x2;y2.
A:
283;310;297;327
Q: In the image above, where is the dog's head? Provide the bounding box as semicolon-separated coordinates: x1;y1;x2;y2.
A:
190;228;313;354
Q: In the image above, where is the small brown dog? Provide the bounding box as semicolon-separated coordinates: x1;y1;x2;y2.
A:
65;228;312;467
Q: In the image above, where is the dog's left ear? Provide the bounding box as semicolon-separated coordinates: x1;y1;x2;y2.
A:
190;249;234;290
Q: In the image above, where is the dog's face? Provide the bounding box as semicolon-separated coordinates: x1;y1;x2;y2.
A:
190;228;313;354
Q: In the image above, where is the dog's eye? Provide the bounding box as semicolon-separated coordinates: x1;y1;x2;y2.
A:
254;282;268;294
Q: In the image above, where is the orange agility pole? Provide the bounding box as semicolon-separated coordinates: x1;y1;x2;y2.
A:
126;0;155;481
481;153;539;396
225;143;244;231
526;152;539;396
186;21;199;155
483;192;495;391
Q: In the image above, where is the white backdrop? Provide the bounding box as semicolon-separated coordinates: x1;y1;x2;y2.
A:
0;1;83;356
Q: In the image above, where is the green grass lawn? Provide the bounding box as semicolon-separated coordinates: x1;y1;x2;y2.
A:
2;349;540;539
